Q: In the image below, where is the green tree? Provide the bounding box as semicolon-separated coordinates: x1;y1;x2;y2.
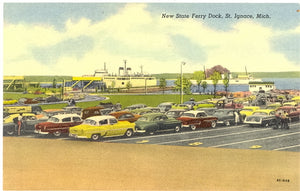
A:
159;78;167;94
52;78;57;88
223;73;230;98
126;81;132;92
174;77;192;95
201;81;208;94
193;71;205;93
210;71;221;98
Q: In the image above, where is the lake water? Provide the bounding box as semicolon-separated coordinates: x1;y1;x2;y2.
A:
165;78;300;93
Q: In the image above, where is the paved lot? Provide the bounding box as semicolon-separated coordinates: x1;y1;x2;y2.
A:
3;121;300;190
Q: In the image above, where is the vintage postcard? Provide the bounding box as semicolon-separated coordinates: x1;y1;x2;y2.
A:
2;1;300;190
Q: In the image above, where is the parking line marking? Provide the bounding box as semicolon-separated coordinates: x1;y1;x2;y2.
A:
136;140;149;144
158;128;270;145
188;142;203;146
250;145;262;149
274;144;300;151
105;125;246;142
212;132;300;148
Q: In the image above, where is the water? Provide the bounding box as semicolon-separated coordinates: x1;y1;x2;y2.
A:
164;78;300;93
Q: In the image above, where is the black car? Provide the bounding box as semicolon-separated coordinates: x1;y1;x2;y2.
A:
213;109;243;126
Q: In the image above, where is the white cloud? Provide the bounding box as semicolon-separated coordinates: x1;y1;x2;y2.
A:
3;3;300;76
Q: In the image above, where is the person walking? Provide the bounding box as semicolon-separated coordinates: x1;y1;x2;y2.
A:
17;113;23;136
234;110;240;125
274;112;281;129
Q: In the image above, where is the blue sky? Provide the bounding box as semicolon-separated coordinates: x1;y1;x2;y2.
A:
3;3;300;75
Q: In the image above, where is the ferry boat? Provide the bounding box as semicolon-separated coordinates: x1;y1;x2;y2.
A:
94;61;157;88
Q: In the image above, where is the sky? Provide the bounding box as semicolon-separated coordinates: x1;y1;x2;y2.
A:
2;2;300;76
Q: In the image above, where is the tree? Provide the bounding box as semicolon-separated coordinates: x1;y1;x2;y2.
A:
159;78;167;94
110;80;116;92
52;78;57;88
126;81;132;92
201;81;208;94
193;71;205;93
223;73;230;98
174;77;192;95
210;71;221;98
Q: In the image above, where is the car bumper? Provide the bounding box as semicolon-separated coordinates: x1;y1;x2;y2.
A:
136;130;146;133
69;133;88;139
34;130;49;134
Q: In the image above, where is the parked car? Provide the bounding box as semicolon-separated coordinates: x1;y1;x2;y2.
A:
124;104;147;111
171;104;190;111
3;113;47;136
193;101;215;110
35;114;83;136
244;109;276;127
35;109;66;119
276;106;300;121
69;115;135;141
135;113;182;134
240;106;260;118
109;111;141;123
63;106;82;115
165;109;186;119
213;109;243;126
157;102;176;112
265;103;282;110
195;108;218;116
81;106;105;119
177;110;218;130
131;108;154;115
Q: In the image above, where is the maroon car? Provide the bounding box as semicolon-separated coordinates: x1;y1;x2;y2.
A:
34;113;83;136
276;106;300;122
177;111;218;130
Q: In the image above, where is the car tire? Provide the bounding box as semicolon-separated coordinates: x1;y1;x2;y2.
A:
124;129;133;137
91;134;101;141
174;125;181;133
224;120;230;126
211;121;217;128
263;122;269;128
6;127;15;136
190;125;196;131
53;130;61;137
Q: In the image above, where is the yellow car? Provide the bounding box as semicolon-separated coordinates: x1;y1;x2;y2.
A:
3;99;18;105
240;106;260;117
3;113;36;123
69;115;135;141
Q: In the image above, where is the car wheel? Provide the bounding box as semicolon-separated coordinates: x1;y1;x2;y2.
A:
264;122;269;127
174;125;181;133
91;134;101;141
224;120;230;126
6;127;15;136
124;129;133;137
53;130;61;137
211;121;217;128
190;125;196;131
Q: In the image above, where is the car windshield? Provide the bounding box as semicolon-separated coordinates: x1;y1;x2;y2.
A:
181;113;195;117
214;110;226;115
166;111;177;115
253;112;268;115
138;116;149;121
48;117;59;123
242;109;253;112
83;119;97;126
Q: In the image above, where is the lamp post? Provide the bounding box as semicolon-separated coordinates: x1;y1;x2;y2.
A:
180;62;186;104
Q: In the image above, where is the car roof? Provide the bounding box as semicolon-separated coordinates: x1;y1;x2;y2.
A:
184;110;205;114
50;113;81;119
109;111;133;117
85;115;117;121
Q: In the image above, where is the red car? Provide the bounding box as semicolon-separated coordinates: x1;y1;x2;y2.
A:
109;111;141;123
276;106;300;122
34;114;83;136
177;111;218;130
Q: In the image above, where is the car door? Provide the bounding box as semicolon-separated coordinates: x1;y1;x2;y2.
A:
22;116;38;132
61;117;72;133
157;115;173;130
108;118;122;136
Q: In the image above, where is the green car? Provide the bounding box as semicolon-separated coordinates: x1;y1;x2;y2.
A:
135;113;182;134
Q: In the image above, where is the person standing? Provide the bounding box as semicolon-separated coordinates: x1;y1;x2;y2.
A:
274;112;281;129
234;110;240;125
17;113;23;136
281;111;289;129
